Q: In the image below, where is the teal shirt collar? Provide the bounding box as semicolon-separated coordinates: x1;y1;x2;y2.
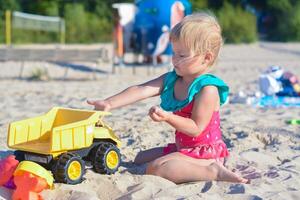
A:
160;70;229;112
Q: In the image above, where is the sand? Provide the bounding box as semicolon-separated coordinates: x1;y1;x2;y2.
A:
0;42;299;200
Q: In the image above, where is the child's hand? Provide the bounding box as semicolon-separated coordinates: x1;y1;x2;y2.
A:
87;100;111;111
148;106;170;122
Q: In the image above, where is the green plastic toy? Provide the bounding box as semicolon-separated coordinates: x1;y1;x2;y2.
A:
286;119;300;125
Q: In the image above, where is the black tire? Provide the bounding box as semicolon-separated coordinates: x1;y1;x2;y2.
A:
90;142;121;174
13;150;25;162
52;153;85;184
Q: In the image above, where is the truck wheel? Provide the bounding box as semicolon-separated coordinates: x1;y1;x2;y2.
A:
52;153;85;184
13;150;25;162
91;142;121;174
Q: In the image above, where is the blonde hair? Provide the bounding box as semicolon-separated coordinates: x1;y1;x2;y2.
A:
170;12;223;66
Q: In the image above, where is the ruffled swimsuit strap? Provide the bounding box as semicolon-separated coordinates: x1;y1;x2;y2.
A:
160;70;229;112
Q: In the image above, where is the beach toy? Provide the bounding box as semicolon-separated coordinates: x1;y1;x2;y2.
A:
12;161;54;200
7;107;122;184
286;119;300;125
0;155;19;189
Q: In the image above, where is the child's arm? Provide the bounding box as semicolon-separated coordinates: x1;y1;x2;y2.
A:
149;86;219;137
87;73;166;111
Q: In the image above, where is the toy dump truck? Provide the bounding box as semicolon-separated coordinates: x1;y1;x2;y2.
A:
7;107;121;184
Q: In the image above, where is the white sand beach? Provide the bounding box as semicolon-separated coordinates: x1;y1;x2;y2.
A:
0;43;300;200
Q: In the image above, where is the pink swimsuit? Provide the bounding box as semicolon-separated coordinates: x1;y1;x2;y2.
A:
163;100;229;159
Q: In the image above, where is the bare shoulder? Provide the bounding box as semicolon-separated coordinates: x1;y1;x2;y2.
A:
200;85;219;96
194;85;220;109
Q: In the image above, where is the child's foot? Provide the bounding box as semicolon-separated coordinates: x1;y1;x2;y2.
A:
211;163;249;183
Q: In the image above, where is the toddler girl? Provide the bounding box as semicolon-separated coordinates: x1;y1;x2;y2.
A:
88;12;248;184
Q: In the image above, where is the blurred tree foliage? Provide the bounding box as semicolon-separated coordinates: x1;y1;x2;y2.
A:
218;2;257;43
242;0;300;41
0;0;298;44
0;0;132;44
191;0;257;43
189;0;300;42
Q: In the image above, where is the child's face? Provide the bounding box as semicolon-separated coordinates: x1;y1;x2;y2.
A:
171;40;207;77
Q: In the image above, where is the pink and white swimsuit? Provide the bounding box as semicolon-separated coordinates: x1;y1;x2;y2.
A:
163;100;229;159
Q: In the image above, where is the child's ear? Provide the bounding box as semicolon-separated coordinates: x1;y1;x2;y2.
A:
204;52;213;65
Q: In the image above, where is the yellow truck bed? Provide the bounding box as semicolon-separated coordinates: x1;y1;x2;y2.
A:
8;107;110;155
12;139;52;154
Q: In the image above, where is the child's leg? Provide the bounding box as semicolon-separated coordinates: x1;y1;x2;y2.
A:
146;152;248;184
134;147;165;165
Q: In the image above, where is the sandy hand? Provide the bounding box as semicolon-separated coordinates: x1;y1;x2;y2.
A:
87;100;111;111
148;106;170;122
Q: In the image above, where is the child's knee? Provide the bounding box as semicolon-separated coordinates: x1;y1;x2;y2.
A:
146;160;163;175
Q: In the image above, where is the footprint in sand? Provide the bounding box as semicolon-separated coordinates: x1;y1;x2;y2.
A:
235;162;294;182
264;169;279;179
200;181;212;193
227;184;245;194
235;163;262;180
